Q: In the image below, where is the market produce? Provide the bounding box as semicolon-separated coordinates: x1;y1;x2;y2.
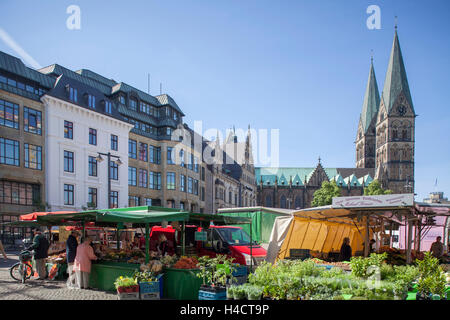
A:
173;256;199;269
47;252;67;263
311;258;351;271
160;254;178;268
140;260;163;273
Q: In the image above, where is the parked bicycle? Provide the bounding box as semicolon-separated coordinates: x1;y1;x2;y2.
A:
10;249;34;283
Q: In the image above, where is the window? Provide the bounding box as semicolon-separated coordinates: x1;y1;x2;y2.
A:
0;138;19;166
111;134;118;151
110;191;118;208
201;167;205;181
0;99;19;129
0;181;40;205
229;191;232;204
24;144;42;170
64;121;73;139
88;94;96;108
69;87;78;103
150;146;161;164
128;167;137;186
110;161;118;180
180;149;185;167
139;143;148;161
128;196;140;207
88;187;97;207
145;198;152;206
105;101;112;114
201;187;205;201
64;150;74;172
166;172;176;190
194;157;199;173
88;156;97;176
187;153;193;170
166;127;173;136
280;196;287;209
119;96;125;105
180;202;185;210
180;174;186;192
89;128;97;145
129;139;137;159
139;169;148;188
23;107;42;135
149;172;161;190
64;184;74;205
235;194;238;206
188;177;193;194
129;98;137;111
140;101;151;114
193;179;199;195
167;147;174;164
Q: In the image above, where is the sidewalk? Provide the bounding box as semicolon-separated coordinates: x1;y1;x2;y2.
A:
0;253;117;300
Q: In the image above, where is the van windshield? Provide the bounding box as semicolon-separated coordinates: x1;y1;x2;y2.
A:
215;228;251;246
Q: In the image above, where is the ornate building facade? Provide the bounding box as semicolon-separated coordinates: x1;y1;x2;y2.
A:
257;28;416;208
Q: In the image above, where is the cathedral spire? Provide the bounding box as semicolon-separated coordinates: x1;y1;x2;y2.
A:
381;28;414;114
360;57;380;133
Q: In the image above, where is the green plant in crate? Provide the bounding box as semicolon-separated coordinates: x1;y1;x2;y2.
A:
114;276;138;293
133;270;157;283
226;285;235;299
197;255;236;288
232;285;246;300
416;252;446;299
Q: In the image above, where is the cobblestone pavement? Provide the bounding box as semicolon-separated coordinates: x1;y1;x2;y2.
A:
0;252;117;300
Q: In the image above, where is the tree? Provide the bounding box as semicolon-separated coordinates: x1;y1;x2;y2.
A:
364;179;393;195
311;181;341;207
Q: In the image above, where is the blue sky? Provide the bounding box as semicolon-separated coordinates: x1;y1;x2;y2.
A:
1;0;449;202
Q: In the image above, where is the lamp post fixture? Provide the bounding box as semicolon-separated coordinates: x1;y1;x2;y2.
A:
96;152;122;209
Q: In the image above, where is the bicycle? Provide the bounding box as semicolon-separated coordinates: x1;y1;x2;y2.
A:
10;250;34;283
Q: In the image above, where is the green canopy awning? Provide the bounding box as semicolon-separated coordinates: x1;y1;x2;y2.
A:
36;206;191;226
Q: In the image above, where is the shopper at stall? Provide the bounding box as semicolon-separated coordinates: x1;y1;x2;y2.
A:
339;237;352;262
131;235;141;250
28;227;50;280
0;239;7;260
73;237;97;289
157;234;169;256
430;236;444;260
66;231;79;288
369;239;376;253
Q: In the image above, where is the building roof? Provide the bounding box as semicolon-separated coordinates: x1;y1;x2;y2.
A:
256;167;374;186
359;60;380;133
381;30;414;113
44;74;129;124
0;51;55;88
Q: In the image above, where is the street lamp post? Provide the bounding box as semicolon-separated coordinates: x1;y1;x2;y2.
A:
96;152;122;209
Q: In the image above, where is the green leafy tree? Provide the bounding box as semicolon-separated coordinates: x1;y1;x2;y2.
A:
364;180;393;195
311;181;341;207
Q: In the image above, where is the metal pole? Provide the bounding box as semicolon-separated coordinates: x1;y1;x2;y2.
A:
117;226;120;250
364;215;370;257
145;223;150;264
107;153;111;209
407;218;413;264
250;221;253;271
182;221;185;256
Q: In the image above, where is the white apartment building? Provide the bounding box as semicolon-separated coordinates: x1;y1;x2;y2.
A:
42;75;133;211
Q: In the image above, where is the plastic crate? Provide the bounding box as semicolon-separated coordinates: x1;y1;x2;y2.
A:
117;292;139;300
141;292;160;300
139;281;159;294
198;289;227;300
232;265;248;277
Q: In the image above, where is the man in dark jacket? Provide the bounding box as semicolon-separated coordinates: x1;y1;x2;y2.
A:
66;231;79;288
339;237;352;262
28;227;50;280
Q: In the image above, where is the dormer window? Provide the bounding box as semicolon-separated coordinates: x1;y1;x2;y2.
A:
119;95;125;105
88;94;95;109
129;98;137;111
105;101;112;114
67;86;77;103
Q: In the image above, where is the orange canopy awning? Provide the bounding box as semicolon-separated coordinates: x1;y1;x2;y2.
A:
20;211;77;221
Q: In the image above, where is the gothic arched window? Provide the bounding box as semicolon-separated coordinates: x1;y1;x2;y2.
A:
280;195;287;209
265;195;272;207
294;196;302;209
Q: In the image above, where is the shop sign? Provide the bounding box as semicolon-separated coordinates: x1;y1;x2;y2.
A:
332;194;414;208
195;231;207;241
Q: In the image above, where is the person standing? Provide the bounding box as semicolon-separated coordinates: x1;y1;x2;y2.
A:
430;236;444;260
28;227;50;280
339;237;352;262
0;239;7;260
66;231;79;288
73;237;97;289
157;234;169;256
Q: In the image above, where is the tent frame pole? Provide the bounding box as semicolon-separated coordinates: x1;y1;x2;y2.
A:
364;214;370;257
145;223;150;264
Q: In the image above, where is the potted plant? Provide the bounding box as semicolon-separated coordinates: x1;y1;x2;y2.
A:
226;285;235;300
233;286;247;300
114;276;139;294
246;285;263;300
197;255;236;299
416;252;446;300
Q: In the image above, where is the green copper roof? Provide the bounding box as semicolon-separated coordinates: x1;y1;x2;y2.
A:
381;30;414;113
360;60;380;133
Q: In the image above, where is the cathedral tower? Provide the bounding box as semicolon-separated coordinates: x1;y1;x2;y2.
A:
356;57;380;169
375;28;416;193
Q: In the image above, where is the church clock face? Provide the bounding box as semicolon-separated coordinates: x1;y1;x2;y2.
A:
397;105;406;116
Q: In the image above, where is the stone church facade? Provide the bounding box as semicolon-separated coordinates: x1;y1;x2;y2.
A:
257;28;416;209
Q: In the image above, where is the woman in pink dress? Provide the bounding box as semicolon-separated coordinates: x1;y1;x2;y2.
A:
73;237;97;289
